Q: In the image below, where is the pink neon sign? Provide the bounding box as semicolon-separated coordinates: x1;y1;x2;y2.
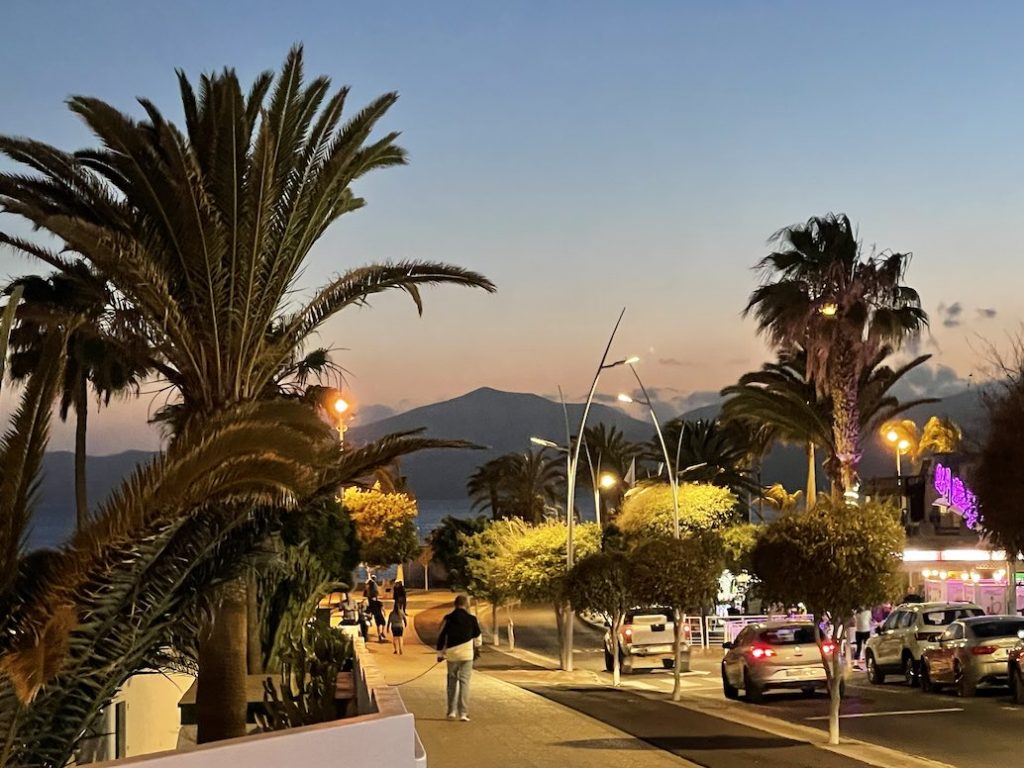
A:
934;463;979;529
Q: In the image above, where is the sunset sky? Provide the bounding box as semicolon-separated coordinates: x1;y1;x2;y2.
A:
1;1;1021;453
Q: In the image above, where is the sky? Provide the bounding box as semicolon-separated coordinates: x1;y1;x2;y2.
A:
1;1;1022;453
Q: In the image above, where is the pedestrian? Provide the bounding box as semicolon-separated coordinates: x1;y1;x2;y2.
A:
436;594;481;722
393;579;408;613
855;607;873;661
389;604;408;654
340;591;359;626
366;574;379;602
370;597;387;642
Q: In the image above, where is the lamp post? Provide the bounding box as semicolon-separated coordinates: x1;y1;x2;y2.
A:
552;308;634;671
330;393;351;448
885;428;911;477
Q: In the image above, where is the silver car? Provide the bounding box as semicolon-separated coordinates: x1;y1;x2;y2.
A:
721;621;842;703
920;615;1024;697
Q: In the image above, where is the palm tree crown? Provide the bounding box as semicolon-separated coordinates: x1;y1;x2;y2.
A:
744;214;928;493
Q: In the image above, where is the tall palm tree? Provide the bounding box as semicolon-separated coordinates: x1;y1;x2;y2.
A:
578;423;639;518
745;214;928;494
6;262;149;528
468;452;562;523
0;47;494;742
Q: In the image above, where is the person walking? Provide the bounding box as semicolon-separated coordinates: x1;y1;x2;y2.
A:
366;575;379;602
388;604;408;654
393;579;408;613
436;595;481;722
855;607;873;662
369;597;387;642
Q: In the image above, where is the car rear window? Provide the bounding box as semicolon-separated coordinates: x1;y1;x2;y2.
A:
627;608;672;622
760;626;816;645
920;608;983;626
971;620;1024;639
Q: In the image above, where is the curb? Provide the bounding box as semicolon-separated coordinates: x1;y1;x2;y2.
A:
669;696;957;768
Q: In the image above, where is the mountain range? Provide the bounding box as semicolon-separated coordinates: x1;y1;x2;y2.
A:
28;385;987;550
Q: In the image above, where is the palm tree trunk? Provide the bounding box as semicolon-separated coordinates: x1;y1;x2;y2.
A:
830;359;861;498
806;442;817;509
246;578;263;674
197;579;248;744
74;376;89;529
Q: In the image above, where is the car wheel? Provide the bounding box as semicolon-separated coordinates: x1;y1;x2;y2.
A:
722;665;739;700
921;663;934;693
866;652;885;685
604;649;614;672
744;669;764;703
955;663;977;698
1013;664;1024;705
903;654;919;687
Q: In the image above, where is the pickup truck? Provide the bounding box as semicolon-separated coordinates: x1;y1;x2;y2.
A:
604;607;691;673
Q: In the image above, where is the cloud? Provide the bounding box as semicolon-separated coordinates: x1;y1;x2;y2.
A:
623;387;722;417
890;363;968;399
658;357;693;367
937;301;963;328
977;307;998;319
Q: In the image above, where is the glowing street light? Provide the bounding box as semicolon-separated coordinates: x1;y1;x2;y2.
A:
599;472;618;490
884;427;913;477
819;302;838;317
326;390;353;447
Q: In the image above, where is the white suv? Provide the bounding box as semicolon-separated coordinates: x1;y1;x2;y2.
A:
864;602;984;686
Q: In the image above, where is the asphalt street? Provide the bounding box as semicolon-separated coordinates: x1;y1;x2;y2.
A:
495;603;1024;768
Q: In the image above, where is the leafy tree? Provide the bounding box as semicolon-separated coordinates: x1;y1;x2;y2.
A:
281;494;361;580
745;214;927;494
566;551;637;685
342;483;420;569
751;497;905;744
0;46;494;743
633;534;724;700
462;519;527;647
917;416;962;458
617;482;737;539
476;518;601;667
719;523;760;574
428;514;487;590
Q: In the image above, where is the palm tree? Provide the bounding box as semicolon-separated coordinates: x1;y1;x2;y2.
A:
578;423;639;518
0;47;494;743
658;418;759;506
6;262;149;528
721;346;936;499
745;214;928;494
467;455;518;520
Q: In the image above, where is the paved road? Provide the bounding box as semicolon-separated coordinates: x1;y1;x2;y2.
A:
498;604;1024;768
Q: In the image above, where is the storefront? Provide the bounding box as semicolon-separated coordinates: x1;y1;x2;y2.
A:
902;546;1024;615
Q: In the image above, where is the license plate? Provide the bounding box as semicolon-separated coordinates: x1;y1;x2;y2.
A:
787;668;816;677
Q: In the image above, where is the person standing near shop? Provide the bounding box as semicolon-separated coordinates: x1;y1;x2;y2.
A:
436;595;481;722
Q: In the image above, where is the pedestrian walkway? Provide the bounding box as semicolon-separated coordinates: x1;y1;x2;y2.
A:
367;592;947;768
367;591;698;768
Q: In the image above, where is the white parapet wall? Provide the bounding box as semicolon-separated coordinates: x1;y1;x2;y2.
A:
98;636;425;768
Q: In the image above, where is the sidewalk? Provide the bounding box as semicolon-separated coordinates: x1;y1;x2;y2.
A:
366;591;698;768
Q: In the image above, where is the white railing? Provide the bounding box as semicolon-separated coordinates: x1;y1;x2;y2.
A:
100;636;425;768
702;614;815;647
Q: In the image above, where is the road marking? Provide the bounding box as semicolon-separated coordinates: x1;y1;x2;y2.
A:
805;707;963;720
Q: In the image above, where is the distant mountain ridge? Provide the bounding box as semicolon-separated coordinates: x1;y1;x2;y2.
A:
29;385;987;550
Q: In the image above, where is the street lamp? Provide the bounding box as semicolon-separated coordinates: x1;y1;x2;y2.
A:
558;308;632;672
326;390;351;447
599;472;618;490
884;429;912;477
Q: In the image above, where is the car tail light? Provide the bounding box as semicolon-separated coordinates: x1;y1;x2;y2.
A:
971;645;998;656
623;627;633;641
820;642;837;655
749;644;776;660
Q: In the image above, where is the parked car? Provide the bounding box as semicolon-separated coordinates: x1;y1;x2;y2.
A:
864;601;984;686
721;621;841;703
1008;639;1024;704
604;607;690;673
920;615;1024;696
